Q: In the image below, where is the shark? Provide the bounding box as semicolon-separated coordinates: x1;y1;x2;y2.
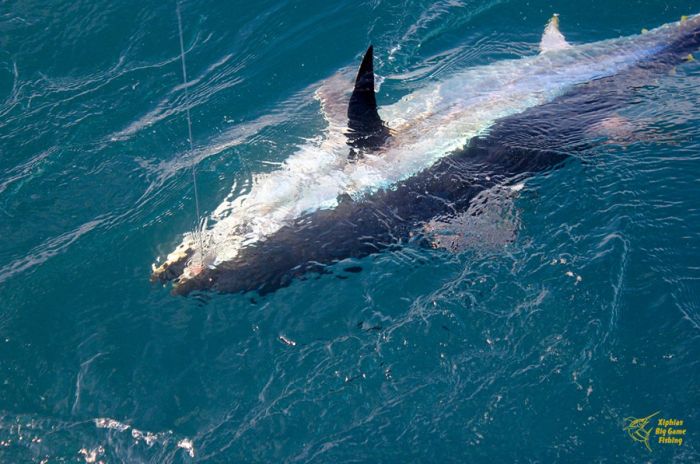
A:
152;14;700;295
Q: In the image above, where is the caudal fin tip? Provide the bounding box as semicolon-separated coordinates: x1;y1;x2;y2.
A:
540;12;570;53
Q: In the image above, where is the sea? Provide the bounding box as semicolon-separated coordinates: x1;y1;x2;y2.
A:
1;0;699;462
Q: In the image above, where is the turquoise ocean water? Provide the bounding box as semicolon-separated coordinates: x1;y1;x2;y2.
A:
1;0;699;462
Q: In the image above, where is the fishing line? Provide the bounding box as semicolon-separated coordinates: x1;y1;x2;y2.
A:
176;2;205;266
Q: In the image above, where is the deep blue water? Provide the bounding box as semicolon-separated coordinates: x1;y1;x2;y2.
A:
1;0;700;462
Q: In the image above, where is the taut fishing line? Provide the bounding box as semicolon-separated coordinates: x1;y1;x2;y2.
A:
175;2;205;266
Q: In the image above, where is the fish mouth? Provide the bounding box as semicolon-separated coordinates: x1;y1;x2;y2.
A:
170;265;213;296
170;275;199;296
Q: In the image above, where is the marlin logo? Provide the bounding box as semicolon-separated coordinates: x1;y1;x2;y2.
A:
152;14;700;295
624;411;660;452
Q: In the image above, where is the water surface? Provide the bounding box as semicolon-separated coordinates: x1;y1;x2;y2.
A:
1;0;699;462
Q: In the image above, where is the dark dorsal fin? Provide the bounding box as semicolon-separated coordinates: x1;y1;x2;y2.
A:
347;45;390;154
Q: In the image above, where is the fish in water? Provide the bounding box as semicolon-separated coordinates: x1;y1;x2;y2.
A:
152;14;700;295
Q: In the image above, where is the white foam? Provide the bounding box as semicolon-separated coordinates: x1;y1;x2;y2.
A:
79;446;105;463
94;417;130;432
178;438;196;457
93;417;195;458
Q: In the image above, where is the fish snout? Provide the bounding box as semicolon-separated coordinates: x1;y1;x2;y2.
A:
150;241;196;283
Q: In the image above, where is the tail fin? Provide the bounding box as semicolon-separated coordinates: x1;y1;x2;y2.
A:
347;45;390;153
